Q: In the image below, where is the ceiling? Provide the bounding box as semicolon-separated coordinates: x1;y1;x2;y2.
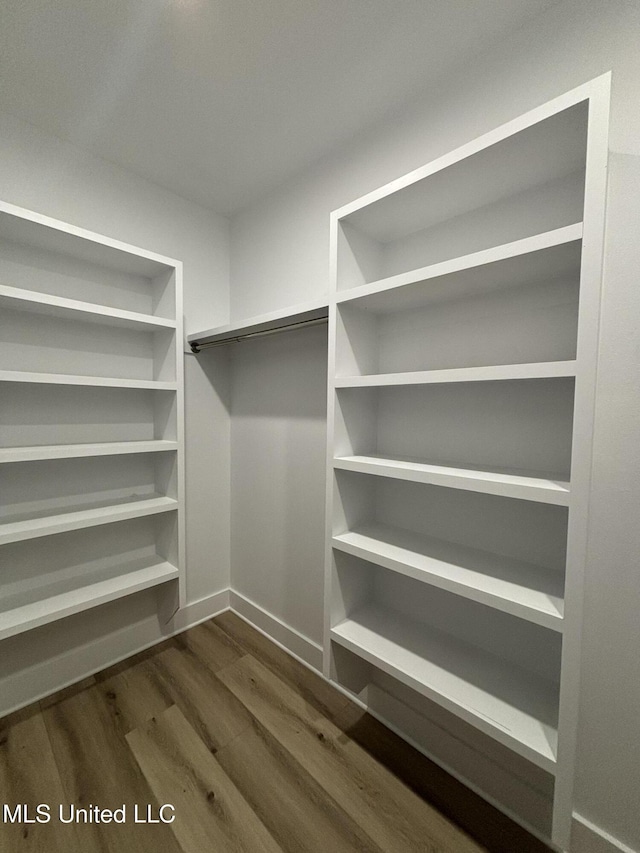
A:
0;0;562;216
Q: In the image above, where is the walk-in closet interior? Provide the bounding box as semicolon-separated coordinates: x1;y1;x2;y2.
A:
1;2;639;852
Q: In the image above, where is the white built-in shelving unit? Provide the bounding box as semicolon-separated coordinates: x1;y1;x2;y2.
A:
325;75;610;849
0;201;185;643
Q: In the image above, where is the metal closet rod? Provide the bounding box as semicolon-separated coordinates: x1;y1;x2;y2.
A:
189;315;328;353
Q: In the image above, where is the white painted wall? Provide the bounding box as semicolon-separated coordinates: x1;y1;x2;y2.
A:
230;324;327;646
0;112;231;703
229;1;640;849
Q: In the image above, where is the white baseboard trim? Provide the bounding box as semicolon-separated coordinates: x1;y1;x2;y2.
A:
329;677;555;850
170;588;230;632
571;815;638;853
229;590;323;671
0;588;230;718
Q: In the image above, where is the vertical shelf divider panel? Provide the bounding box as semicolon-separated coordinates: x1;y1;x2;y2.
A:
551;73;611;848
324;74;610;849
0;199;186;636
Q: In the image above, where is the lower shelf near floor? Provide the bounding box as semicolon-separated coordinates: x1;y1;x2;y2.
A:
0;554;178;642
331;601;559;773
0;513;181;642
330;553;560;774
330;644;555;839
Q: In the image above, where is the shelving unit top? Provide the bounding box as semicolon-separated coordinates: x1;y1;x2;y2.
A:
334;99;588;241
0;201;179;277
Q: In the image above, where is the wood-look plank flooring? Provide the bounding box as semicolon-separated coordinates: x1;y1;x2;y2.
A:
0;613;551;853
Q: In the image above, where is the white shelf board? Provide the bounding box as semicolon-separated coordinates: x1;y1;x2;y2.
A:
0;495;178;545
335;361;577;388
0;557;179;643
188;297;328;348
335;99;587;241
333;523;564;631
0;440;178;464
333;454;570;506
336;225;582;308
0;370;177;390
0;284;176;330
0;200;179;277
331;603;559;772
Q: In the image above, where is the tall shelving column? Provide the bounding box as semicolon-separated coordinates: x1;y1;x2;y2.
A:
0;201;186;641
324;74;609;849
